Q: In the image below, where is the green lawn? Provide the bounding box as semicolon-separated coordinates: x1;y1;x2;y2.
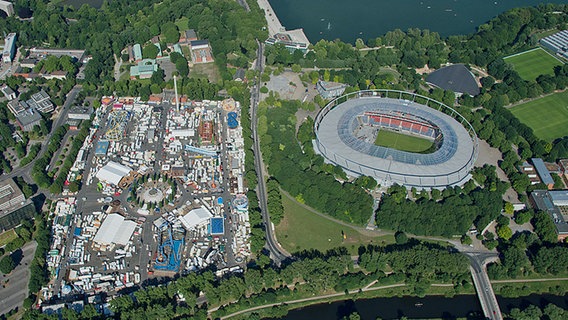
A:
510;91;568;141
374;129;434;153
0;229;18;248
504;48;562;81
275;192;393;255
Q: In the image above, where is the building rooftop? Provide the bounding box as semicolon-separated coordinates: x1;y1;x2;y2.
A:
68;105;93;115
0;179;24;213
190;39;210;47
532;158;555;185
16;108;42;127
426;64;480;96
531;190;568;236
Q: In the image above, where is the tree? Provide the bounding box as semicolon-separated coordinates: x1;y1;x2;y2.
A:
394;231;408;244
142;44;160;59
504;202;514;215
514;210;532;225
497;225;513;240
0;255;15;274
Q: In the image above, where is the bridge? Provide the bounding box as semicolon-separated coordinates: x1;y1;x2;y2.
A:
465;252;503;320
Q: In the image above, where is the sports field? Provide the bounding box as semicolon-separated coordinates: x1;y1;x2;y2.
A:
504;48;562;81
275;191;393;255
510;91;568;141
374;129;434;153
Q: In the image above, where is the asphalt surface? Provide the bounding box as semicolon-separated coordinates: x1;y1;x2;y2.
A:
0;241;37;315
250;42;289;264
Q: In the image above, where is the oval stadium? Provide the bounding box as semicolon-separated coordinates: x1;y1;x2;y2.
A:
314;90;478;189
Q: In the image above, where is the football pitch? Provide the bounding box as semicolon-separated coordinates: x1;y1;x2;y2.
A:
504;48;562;81
374;129;434;153
510;91;568;141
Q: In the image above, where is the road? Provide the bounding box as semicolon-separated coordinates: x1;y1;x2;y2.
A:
466;252;503;320
0;241;37;315
250;41;289;264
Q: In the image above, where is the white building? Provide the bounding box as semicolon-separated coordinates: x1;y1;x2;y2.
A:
3;33;16;63
93;213;137;246
96;161;132;186
0;1;14;17
179;207;212;230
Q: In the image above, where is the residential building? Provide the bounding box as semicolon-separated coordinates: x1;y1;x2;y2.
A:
3;33;17;63
1;85;16;100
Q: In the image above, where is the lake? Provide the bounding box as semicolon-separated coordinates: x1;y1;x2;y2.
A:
281;294;568;319
268;0;568;43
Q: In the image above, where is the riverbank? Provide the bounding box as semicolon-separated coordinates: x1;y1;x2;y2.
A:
256;0;285;36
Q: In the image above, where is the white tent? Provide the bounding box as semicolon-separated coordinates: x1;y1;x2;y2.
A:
93;213;137;246
96;161;132;185
179;207;212;230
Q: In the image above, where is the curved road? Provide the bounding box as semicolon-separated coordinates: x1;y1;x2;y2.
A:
251;41;290;264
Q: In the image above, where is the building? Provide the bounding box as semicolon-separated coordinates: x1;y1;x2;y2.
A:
16;108;42;131
189;40;214;63
540;30;568;59
1;85;16;100
7;100;26;116
0;1;14;16
95;140;110;156
130;59;157;79
233;68;246;82
132;44;142;62
28;48;85;61
68;105;93;120
265;30;310;53
27;90;54;113
93;213;137;247
519;161;541;185
426;64;480;96
530;190;568;241
96;161;132;186
179;207;213;230
0;179;25;212
532;158;555;189
3;33;16;63
180;29;198;43
20;58;38;69
316;80;348;99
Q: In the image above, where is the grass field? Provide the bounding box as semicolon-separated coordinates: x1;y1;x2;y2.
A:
504;48;562;81
374;129;434;153
275;192;394;255
510;91;568;141
0;229;18;248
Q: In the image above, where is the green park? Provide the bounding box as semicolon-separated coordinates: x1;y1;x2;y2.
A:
504;48;562;81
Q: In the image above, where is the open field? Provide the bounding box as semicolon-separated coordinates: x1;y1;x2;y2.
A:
374;129;434;153
275;192;394;255
504;48;562;81
510;91;568;141
0;229;17;248
190;63;221;83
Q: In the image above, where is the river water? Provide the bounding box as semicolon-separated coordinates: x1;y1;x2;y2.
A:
282;294;568;319
269;0;568;43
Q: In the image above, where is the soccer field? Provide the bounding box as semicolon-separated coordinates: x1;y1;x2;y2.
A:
504;48;562;81
510;91;568;141
374;129;434;153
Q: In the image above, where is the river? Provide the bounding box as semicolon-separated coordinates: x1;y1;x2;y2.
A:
269;0;568;43
281;294;568;319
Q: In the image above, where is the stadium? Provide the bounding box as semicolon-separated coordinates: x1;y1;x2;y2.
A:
314;90;478;189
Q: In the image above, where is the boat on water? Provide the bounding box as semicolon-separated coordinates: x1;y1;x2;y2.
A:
415;302;424;307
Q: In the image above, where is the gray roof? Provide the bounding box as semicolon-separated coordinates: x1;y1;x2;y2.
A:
314;93;477;188
426;64;480;96
185;29;197;39
531;190;568;235
532;158;554;185
190;39;209;47
16;109;42;127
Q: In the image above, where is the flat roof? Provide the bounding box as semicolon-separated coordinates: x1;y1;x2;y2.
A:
93;213;137;246
531;190;568;235
532;158;555;185
0;179;24;209
16;109;42;126
426;64;480;96
95;140;110;155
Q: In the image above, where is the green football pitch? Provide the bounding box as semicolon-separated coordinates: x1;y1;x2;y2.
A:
504;48;562;81
510;91;568;141
374;129;434;153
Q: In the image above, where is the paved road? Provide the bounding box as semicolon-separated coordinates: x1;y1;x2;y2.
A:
0;241;37;315
250;41;289;264
466;252;503;320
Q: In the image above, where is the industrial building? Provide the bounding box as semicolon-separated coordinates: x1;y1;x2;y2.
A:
2;33;16;63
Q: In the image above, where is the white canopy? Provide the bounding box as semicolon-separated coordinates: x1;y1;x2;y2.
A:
96;161;132;185
93;213;137;246
179;207;212;230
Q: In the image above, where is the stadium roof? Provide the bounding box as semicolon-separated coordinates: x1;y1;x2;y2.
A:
96;161;132;185
315;93;477;189
179;207;212;230
426;64;480;96
93;213;137;246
